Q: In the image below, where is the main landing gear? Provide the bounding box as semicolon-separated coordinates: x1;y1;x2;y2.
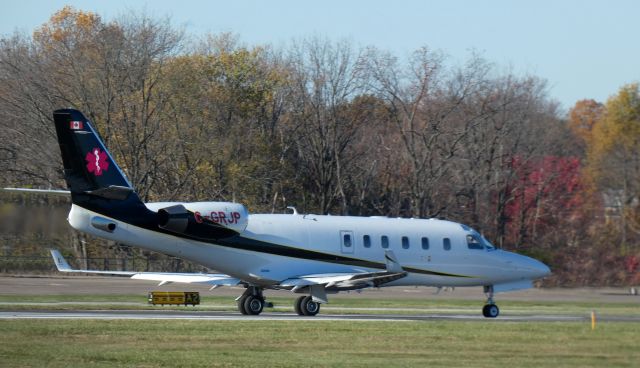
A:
236;287;321;316
293;295;321;316
237;286;265;315
482;285;500;318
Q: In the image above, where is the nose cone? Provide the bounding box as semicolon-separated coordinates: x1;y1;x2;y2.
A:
502;251;551;279
528;258;551;279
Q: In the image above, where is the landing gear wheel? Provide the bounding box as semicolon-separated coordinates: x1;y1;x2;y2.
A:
294;296;306;316
300;296;320;316
482;285;498;318
237;295;250;315
243;295;264;315
482;304;499;318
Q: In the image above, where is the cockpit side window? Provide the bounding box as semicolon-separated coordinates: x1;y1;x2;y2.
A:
467;234;484;250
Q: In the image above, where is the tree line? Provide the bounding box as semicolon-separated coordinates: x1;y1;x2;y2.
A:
1;7;638;285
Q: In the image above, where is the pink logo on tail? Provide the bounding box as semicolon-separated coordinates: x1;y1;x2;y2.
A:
85;148;109;176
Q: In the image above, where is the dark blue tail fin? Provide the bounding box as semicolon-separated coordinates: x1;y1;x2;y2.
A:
53;109;137;202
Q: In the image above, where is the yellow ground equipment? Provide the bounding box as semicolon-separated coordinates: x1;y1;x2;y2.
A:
148;291;200;306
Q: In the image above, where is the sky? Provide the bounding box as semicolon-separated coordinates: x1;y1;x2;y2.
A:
1;0;638;111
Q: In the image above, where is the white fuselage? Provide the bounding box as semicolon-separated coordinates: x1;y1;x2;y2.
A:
68;204;549;290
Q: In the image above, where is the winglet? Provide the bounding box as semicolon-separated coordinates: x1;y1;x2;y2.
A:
384;250;403;273
50;249;73;272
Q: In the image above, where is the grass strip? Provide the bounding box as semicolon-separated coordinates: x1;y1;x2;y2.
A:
0;319;638;367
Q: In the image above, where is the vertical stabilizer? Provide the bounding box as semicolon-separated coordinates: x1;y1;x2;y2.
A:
53;109;134;200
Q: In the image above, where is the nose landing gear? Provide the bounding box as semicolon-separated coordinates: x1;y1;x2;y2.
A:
482;303;499;318
482;285;500;318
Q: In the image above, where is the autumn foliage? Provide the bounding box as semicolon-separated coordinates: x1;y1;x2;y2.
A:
0;7;639;286
504;156;583;247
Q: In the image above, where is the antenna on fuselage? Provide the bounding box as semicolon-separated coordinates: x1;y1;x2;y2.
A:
286;206;298;215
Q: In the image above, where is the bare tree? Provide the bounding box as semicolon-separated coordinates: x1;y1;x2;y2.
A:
284;37;369;214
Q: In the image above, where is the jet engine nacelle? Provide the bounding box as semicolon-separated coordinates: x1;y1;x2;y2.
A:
156;202;248;240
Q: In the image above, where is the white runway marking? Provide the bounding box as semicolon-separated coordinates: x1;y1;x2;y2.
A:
2;310;635;322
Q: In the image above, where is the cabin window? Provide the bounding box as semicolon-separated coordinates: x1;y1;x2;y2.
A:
343;234;352;248
402;236;410;249
381;235;389;249
421;237;429;250
443;238;451;251
467;234;484;250
363;235;371;248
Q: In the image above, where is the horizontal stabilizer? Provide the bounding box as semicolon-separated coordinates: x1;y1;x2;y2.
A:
2;188;70;196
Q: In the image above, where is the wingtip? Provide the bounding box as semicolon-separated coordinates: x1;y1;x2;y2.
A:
49;249;73;272
384;250;404;273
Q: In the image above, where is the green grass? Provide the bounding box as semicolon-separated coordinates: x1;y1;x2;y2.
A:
0;319;637;367
0;294;638;316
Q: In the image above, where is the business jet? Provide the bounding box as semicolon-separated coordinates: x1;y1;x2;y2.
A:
8;109;551;318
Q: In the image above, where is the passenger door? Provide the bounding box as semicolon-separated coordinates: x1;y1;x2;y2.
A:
340;230;354;254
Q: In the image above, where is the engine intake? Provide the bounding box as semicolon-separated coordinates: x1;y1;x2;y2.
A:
91;216;117;233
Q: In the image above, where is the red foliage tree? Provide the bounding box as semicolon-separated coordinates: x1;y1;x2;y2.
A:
504;156;584;247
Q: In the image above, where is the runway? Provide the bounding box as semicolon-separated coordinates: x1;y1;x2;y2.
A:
2;309;639;322
3;275;640;302
2;277;639;323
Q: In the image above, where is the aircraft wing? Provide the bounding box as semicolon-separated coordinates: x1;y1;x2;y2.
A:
279;270;407;289
279;250;408;290
50;249;240;287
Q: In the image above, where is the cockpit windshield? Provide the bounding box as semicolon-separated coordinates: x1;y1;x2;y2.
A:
466;230;496;251
481;235;496;250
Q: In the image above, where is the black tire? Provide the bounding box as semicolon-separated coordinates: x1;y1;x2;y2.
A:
294;295;306;316
237;295;250;315
300;296;320;316
482;304;499;318
243;295;264;315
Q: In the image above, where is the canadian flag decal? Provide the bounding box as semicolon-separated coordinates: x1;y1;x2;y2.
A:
85;148;109;176
70;121;84;130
